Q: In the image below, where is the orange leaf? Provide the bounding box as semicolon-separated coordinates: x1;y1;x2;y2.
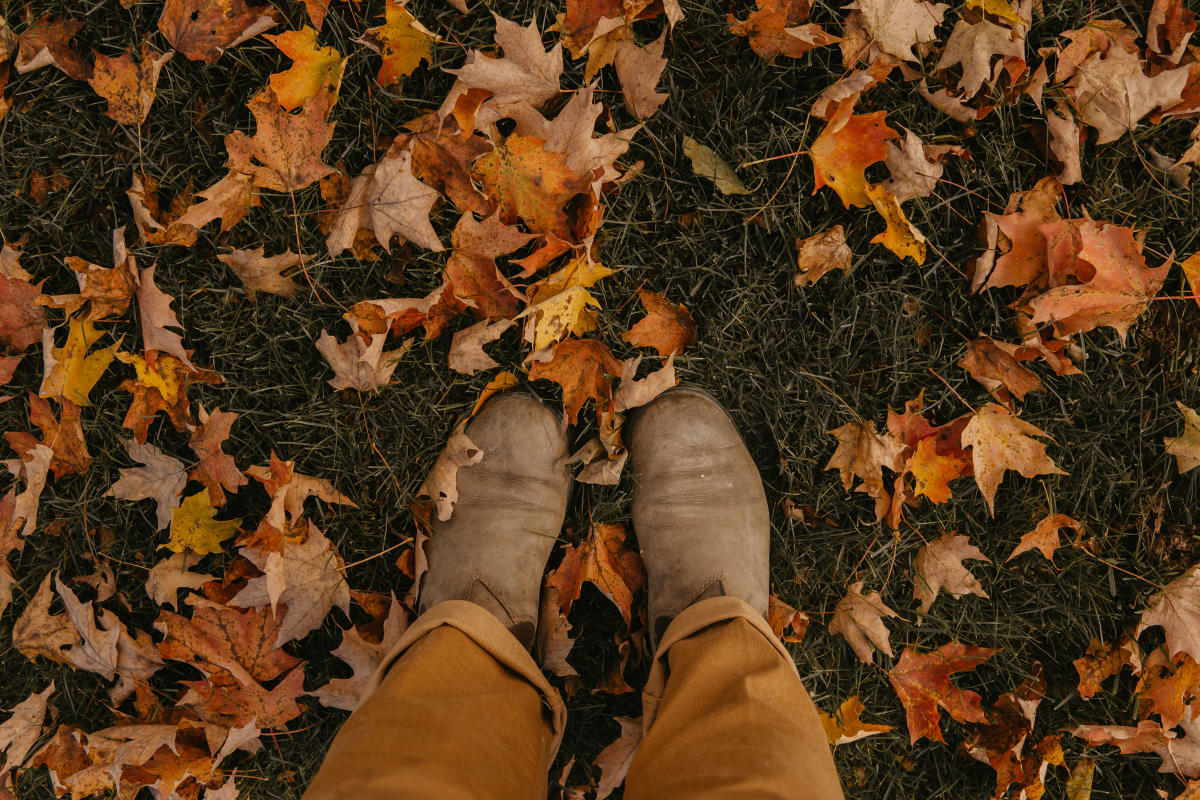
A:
1073;637;1139;700
622;290;697;357
888;641;996;744
87;44;173;125
157;0;279;64
810;99;897;208
188;408;247;507
472;135;591;239
728;0;839;61
909;436;969;504
546;522;645;625
1006;512;1081;562
527;338;622;427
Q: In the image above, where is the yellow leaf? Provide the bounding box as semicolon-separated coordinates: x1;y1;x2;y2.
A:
39;320;121;406
521;255;615;351
965;0;1024;25
359;0;437;86
167;491;242;555
867;183;926;264
265;26;344;111
1181;252;1200;310
116;351;184;405
472;370;520;417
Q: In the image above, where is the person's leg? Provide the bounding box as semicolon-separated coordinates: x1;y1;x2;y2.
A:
304;393;572;800
624;388;845;800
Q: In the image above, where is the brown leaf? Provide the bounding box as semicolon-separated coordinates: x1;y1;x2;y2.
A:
935;19;1023;98
12;574;80;665
613;33;668;119
536;587;578;679
225;86;336;193
1067;46;1190;144
312;594;407;710
913;531;990;614
328;144;442;257
315;328;409;392
1165;402;1200;474
614;354;676;413
728;0;839;61
145;552;212;610
447;14;563;112
1046;106;1083;185
244;452;357;532
217;248;303;299
472;135;591;240
417;421;483;521
1073;637;1138;700
405;113;493;217
88;44;173;125
116;353;222;443
622;289;697;357
0;681;54;776
137;264;194;371
6;444;52;538
825;420;908;522
38;228;139;321
174;171;259;234
527;338;623;427
794;224;852;286
958;337;1044;402
1137;653;1200;729
14;16;91;80
888;641;996;744
961;403;1065;515
0;272;45;354
882;128;965;203
443;212;533;319
1138;562;1200;665
828;580;897;663
447;319;513;375
1007;512;1082;562
843;0;948;63
157;0;279;63
1148;0;1196;64
593;717;642;800
188;407;247;507
5;393;91;479
546;522;645;625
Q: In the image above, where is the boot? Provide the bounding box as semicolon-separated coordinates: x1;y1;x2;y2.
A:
628;387;770;644
418;392;570;648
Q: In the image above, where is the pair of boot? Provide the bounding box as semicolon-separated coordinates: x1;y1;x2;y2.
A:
418;387;770;651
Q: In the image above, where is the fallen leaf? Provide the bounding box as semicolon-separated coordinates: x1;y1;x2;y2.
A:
188;408;247;507
546;522;645;625
1072;711;1200;779
829;581;898;664
448;14;562;112
527;338;623;427
265;27;343;111
6;444;52;538
913;531;990;614
935;19;1024;98
614;354;676;413
767;594;809;643
175;171;259;234
866;183;926;264
116;353;222;442
1138;562;1200;665
520;254;614;350
5;393;91;479
881;128;964;203
356;0;437;86
818;696;894;745
38;229;139;321
1066;757;1096;800
14;16;91;80
958;337;1043;401
1148;0;1196;64
1165;402;1200;474
145;552;212;610
682;136;748;195
536;587;578;679
157;0;279;63
88;44;173;125
888;641;996;744
441;212;532;318
1067;46;1190;144
909;436;970;504
472;135;591;240
1073;637;1138;700
1007;512;1082;562
224;86;336;193
417;421;483;521
844;0;948;62
167;491;242;555
810;98;898;208
622;289;696;357
244;452;356;532
825;419;908;522
1137;653;1200;729
593;717;641;800
728;0;839;61
312;594;407;710
962;668;1058;800
137;264;195;371
217;247;303;299
0;682;54;777
961;403;1065;515
613;33;668;118
0;273;46;354
315;328;409;392
972;176;1063;292
794;224;852;286
448;319;513;375
1046;106;1083;185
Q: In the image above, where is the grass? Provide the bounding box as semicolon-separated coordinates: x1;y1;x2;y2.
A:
2;0;1199;798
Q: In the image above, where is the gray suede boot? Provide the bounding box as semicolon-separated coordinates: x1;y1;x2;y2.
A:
418;392;570;648
628;387;771;644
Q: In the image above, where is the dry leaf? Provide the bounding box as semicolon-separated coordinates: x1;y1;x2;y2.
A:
167;491;242;555
106;439;186;531
217;247;304;299
810;100;897;208
961;403;1064;515
828;580;898;663
157;0;279;63
88;44;173;125
888;641;996;744
0;682;54;777
356;0;437;86
1138;562;1200;665
448;319;513;375
682;136;748;195
825;420;908;523
188;407;247;507
818;696;894;745
794;225;852;286
448;14;563;112
14;16;91;80
614;354;675;413
1165;402;1200;474
545;522;645;625
913;531;990;614
265;27;343;111
145;552;212;610
613;34;668;119
315;328;409;392
1007;512;1082;562
594;717;641;800
528;338;623;428
418;421;483;521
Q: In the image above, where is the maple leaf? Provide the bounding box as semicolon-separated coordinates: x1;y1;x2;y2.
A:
614;354;676;413
1148;0;1196;64
5;444;52;539
12;574;80;666
356;0;437;86
0;272;45;354
795;224;852;286
1073;637;1139;700
961;403;1065;515
935;20;1024;98
1007;512;1082;562
844;0;949;63
546;522;645;625
168;491;242;555
528;338;623;427
38;228;139;321
145;552;212;610
810;100;898;209
440;212;533;318
403;111;493;217
888;641;997;744
137;264;195;371
1027;222;1171;342
232;520;351;645
157;0;279;63
13;16;91;80
909;437;970;504
1046;105;1084;185
1067;46;1190;145
828;580;898;663
765;593;810;642
818;696;894;745
116;352;222;442
913;531;990;614
0;681;53;779
1072;710;1200;779
188;408;247;507
1166;402;1200;474
87;44;173;127
520;254;614;350
217;247;304;299
962;669;1061;800
448;318;513;374
728;0;839;61
315;328;409;391
536;586;578;679
327;142;442;257
448;14;563;112
39;320;121;407
972;176;1063;292
825;419;908;522
312;594;407;710
265;27;344;112
5;393;90;480
866;183;926;264
225;86;336;193
1137;653;1200;729
682;136;748;195
1138;562;1200;665
958;337;1043;402
472;135;591;240
123;173;199;247
881;129;965;203
174;171;259;234
622;289;697;357
244;452;356;532
613;33;668;119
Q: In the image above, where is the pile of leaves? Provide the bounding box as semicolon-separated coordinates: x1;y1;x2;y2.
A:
0;0;1198;798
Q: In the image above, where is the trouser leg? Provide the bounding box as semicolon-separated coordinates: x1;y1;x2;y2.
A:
625;596;845;800
303;600;566;800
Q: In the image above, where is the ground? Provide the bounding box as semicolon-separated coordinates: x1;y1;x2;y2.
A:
1;0;1199;798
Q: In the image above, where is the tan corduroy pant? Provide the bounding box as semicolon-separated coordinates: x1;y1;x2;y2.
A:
304;596;845;800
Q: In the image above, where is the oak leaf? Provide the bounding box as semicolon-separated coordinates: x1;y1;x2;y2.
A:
825;419;908;522
448;14;563;112
88;44;173;125
472;135;591;240
1166;402;1200;474
546;522;645;626
1138;562;1200;665
913;531;990;614
5;393;91;479
39;320;120;407
888;641;997;744
315;328;409;392
265;27;344;111
528;338;623;427
728;0;839;61
13;16;91;80
217;247;303;299
961;403;1064;515
356;0;437;86
188;408;247;507
225;86;336;193
168;491;242;555
145;552;212;610
157;0;279;63
795;224;852;286
448;318;513;375
1007;512;1082;562
866;183;926;264
818;696;894;745
811;100;898;208
622;289;696;357
828;580;897;663
6;444;52;538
